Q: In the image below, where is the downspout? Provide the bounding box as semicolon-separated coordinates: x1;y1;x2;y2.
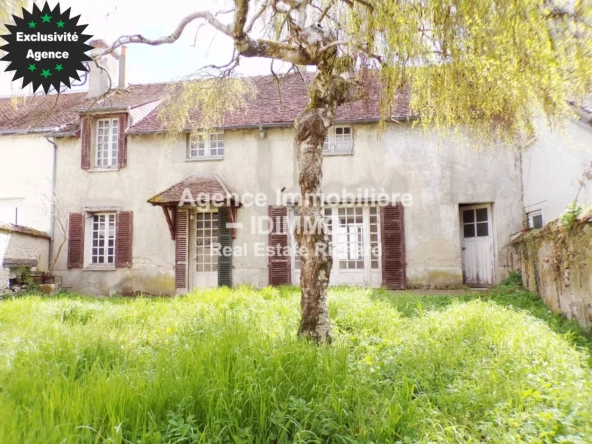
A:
44;135;58;271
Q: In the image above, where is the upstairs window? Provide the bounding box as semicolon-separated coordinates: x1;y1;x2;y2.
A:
96;118;119;168
188;132;225;160
323;125;353;155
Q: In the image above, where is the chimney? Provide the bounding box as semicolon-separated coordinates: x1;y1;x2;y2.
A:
87;39;120;98
118;46;127;89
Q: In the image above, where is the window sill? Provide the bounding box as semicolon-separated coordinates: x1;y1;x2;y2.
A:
323;150;353;156
89;167;120;173
185;156;224;162
83;265;116;271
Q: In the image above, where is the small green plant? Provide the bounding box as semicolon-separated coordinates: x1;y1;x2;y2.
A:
559;201;584;229
163;409;202;443
498;270;523;288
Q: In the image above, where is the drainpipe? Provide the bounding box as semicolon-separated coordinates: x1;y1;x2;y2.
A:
44;135;58;271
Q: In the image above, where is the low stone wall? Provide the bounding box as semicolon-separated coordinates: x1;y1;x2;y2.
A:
510;220;592;327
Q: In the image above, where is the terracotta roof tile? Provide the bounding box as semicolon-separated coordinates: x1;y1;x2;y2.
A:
0;83;168;133
0;223;51;239
147;173;239;206
0;73;413;135
129;73;413;134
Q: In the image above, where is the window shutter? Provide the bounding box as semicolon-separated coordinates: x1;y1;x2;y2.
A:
381;202;406;289
81;116;91;170
175;209;189;293
115;211;133;268
218;207;233;287
67;213;85;269
117;114;127;168
268;205;291;286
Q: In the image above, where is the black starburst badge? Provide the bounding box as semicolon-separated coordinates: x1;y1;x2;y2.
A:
0;2;94;93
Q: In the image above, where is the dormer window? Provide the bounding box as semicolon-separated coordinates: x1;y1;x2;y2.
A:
96;118;119;168
188;132;224;160
323;125;353;155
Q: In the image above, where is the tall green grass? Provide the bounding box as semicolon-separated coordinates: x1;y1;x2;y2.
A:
0;285;591;443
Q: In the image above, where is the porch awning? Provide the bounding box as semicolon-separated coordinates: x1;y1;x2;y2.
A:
147;173;239;207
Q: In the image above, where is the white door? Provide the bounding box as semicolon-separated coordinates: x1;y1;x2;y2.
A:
461;204;495;286
291;206;382;287
192;210;219;288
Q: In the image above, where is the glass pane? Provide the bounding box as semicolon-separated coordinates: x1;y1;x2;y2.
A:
463;210;474;223
476;208;488;222
477;222;489;237
464;224;475;238
532;214;543;229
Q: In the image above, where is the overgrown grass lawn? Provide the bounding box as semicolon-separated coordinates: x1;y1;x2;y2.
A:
1;284;591;443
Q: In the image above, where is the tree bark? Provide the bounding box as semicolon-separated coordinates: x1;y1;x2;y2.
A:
294;105;333;344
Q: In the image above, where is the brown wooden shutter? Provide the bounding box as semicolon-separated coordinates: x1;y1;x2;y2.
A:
67;213;85;269
381;202;406;289
268;205;291;286
81;116;91;170
117;114;127;168
175;209;189;292
115;211;133;268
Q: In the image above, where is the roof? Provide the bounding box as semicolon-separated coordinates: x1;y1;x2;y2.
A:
0;223;51;239
129;73;413;134
147;173;239;206
0;73;413;136
0;83;168;134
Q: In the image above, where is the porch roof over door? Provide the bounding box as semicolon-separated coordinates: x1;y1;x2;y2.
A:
147;173;240;207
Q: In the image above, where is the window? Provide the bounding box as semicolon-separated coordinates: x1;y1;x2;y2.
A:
528;210;543;229
196;212;219;272
96;118;119;168
91;213;116;265
189;132;225;159
369;207;380;269
462;207;489;238
323;126;352;154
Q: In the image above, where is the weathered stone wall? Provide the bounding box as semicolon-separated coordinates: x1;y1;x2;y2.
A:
511;220;592;327
0;231;9;291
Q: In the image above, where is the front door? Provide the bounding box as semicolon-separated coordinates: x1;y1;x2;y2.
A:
461;204;495;286
192;210;219;288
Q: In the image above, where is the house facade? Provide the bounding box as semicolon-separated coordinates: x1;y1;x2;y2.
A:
0;40;554;295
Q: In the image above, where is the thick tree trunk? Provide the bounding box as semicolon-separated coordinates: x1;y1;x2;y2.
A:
294;106;334;344
292;57;363;343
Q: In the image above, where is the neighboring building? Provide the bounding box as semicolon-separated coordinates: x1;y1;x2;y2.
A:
522;109;592;229
0;223;50;291
10;39;582;295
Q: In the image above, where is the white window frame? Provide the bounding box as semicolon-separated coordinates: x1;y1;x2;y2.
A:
323;125;353;155
528;209;543;229
188;131;225;160
95;118;119;168
85;212;117;269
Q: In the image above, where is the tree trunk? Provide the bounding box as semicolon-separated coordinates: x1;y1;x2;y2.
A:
294;105;334;344
292;60;362;344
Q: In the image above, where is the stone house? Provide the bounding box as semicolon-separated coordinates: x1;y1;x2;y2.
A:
7;40;589;295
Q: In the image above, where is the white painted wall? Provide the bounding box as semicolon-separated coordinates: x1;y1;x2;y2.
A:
0;134;54;233
522;120;592;224
52;122;523;294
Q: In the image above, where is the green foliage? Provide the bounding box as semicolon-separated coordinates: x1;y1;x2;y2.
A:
158;77;256;141
560;201;585;228
342;0;592;144
0;286;591;442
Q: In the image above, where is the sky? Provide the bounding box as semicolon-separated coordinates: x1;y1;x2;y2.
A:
0;0;279;96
